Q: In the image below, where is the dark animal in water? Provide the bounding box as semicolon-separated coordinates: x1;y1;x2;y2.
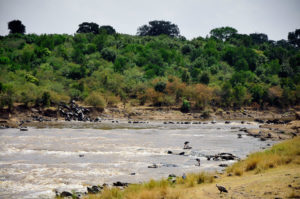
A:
196;158;201;166
216;184;228;194
183;141;192;149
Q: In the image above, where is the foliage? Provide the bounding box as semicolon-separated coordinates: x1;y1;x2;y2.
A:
210;26;237;41
288;29;300;47
8;20;25;34
0;24;299;110
99;25;116;35
181;99;190;113
137;20;180;37
84;92;106;109
76;22;99;34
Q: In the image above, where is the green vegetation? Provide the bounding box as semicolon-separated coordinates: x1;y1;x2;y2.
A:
0;21;299;111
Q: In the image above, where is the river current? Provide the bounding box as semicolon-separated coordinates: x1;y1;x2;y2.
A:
0;120;274;199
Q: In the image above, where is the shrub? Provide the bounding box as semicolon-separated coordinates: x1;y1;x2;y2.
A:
180;99;190;113
101;48;116;62
41;91;51;107
154;81;166;92
84;92;106;109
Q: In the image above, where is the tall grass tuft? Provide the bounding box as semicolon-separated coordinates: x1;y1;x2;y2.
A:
227;137;300;175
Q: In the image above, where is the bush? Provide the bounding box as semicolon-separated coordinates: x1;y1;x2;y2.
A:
154;81;166;92
41;91;51;107
84;92;106;109
101;48;116;62
199;72;210;84
181;99;190;113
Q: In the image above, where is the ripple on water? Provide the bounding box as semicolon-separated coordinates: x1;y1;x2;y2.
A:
0;122;274;199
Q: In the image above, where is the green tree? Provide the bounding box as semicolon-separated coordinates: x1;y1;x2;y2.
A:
137;20;180;37
250;33;268;44
154;81;166;92
288;29;300;47
101;48;116;62
8;20;25;34
199;72;210;84
210;27;237;41
76;22;99;34
99;25;116;34
180;99;191;113
41;92;51;107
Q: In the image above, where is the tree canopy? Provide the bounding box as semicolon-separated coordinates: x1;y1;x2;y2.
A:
99;25;116;34
210;27;237;41
0;23;299;111
288;29;300;47
137;20;180;37
76;22;99;34
8;20;26;34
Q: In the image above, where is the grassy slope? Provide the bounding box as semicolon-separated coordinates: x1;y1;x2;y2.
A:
81;137;300;199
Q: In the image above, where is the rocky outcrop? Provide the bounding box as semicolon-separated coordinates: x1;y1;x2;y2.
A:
206;153;239;161
59;100;91;121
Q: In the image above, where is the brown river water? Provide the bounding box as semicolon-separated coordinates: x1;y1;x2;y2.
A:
0;120;275;198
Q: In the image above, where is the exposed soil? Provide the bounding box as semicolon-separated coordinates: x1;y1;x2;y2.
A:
184;164;300;199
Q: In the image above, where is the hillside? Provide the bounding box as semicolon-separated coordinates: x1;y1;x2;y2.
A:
0;27;299;112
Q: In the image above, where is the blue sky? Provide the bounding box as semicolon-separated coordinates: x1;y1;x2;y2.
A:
0;0;299;40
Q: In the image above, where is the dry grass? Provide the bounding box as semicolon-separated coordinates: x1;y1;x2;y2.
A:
81;137;300;199
227;136;300;175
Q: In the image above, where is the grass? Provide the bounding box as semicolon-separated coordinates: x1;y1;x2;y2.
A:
227;136;300;175
78;137;300;199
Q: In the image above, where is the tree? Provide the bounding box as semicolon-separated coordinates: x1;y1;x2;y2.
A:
137;20;180;37
8;20;25;34
199;72;210;84
250;33;268;44
210;27;237;41
76;22;99;34
288;29;300;47
99;25;116;34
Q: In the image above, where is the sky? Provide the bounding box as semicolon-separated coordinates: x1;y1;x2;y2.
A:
0;0;299;41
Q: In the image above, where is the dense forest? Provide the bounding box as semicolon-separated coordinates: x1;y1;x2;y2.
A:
0;20;299;112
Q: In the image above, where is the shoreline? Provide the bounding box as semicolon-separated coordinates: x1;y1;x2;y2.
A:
1;103;299;141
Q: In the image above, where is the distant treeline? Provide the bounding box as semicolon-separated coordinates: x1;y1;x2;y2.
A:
0;20;299;111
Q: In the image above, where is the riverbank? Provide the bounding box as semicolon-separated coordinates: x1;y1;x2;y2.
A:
73;137;300;199
1;102;299;141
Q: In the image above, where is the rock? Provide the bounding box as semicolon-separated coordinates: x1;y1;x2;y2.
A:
20;127;28;131
130;173;136;175
167;150;173;154
148;164;158;168
260;137;266;141
79;154;84;157
178;152;185;155
237;134;242;138
113;181;129;187
87;185;102;194
219;164;228;167
254;119;264;123
94;117;101;122
168;174;176;178
163;164;178;167
239;128;247;132
225;121;230;124
214;175;219;179
60;191;73;197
